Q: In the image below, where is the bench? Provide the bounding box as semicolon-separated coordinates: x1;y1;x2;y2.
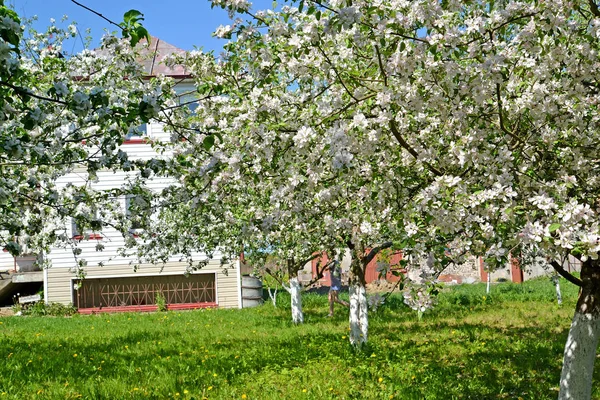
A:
0;269;10;280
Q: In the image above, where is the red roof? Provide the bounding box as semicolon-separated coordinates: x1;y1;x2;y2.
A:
94;35;190;78
135;36;189;77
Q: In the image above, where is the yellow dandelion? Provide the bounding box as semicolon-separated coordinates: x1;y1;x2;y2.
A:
73;354;77;357
342;336;346;339
213;373;218;377
329;388;333;391
175;393;180;397
241;395;247;399
208;386;213;391
378;377;383;383
133;388;139;391
302;389;307;393
184;390;189;394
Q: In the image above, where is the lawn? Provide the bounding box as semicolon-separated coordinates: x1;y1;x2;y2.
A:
0;278;593;399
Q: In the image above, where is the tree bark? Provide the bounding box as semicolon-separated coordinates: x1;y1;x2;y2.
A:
289;276;303;324
349;282;368;346
552;274;562;305
347;242;369;347
559;258;600;399
268;286;278;307
486;269;491;294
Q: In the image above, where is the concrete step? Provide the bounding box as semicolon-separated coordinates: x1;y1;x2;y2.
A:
11;272;43;283
0;277;15;303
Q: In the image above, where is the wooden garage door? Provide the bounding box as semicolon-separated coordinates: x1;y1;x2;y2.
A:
73;274;216;310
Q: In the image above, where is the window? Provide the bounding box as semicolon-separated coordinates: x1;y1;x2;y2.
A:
124;124;147;144
126;195;145;232
72;215;102;240
179;94;198;114
71;199;102;240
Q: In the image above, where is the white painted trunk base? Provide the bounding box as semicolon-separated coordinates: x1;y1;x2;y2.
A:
349;284;368;346
559;312;600;400
268;287;278;307
554;278;562;305
289;277;303;324
486;272;491;294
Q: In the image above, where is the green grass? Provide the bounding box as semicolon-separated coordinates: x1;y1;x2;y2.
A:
0;278;592;399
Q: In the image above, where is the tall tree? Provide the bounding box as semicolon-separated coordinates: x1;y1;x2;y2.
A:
197;0;600;394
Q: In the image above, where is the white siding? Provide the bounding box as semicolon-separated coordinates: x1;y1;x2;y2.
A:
0;251;13;271
46;260;239;309
46;97;242;309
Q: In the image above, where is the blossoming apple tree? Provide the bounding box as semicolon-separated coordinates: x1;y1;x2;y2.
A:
0;1;172;264
152;0;600;397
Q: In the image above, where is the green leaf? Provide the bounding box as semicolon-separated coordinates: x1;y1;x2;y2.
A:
123;9;144;24
203;135;215;151
549;223;561;233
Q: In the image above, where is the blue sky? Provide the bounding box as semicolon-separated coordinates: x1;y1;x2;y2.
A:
12;0;274;54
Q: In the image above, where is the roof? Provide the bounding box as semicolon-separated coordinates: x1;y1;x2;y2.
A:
135;36;189;77
93;35;190;78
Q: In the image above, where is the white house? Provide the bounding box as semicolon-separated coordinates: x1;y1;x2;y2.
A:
41;37;243;312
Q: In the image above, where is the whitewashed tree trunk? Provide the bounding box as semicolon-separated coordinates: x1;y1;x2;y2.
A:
349;282;368;346
289;276;303;324
358;283;368;342
559;312;600;399
268;286;278;307
486;270;491;294
559;259;600;400
552;275;562;305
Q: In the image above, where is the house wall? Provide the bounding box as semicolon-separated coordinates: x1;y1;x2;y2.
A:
0;251;14;271
46;260;239;309
45;99;242;309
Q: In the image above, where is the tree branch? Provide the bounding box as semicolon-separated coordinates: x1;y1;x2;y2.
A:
0;81;68;105
388;120;443;176
363;241;393;266
550;260;582;287
589;0;600;17
70;0;123;30
265;267;290;292
303;260;335;289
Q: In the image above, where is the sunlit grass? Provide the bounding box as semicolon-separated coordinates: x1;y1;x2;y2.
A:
0;278;591;399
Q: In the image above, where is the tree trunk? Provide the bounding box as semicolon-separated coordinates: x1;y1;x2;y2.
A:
552;275;562;305
347;242;368;347
349;282;368;346
486;270;491;294
268;286;278;307
559;259;600;399
289;276;303;324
